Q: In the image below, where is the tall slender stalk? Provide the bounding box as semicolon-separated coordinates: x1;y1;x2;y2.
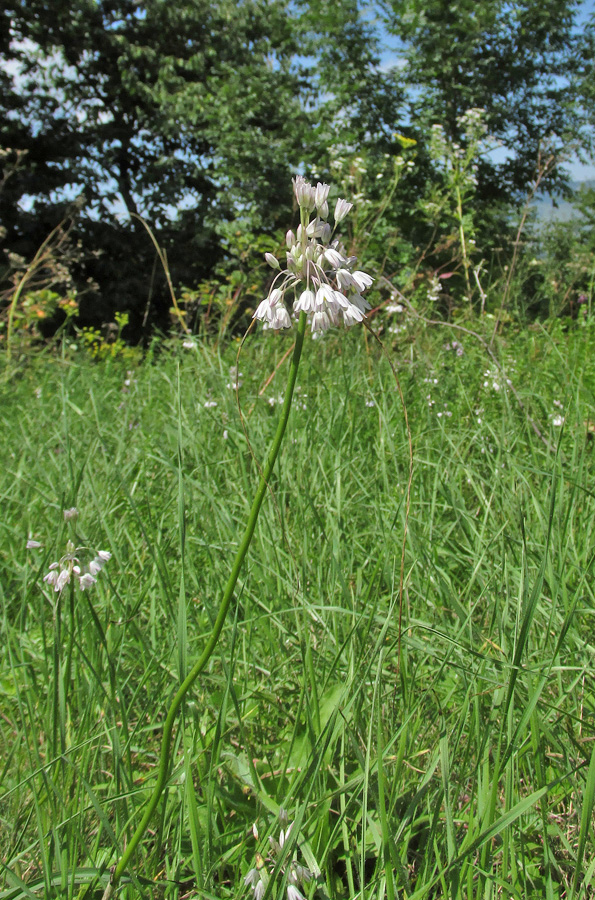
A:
103;311;308;899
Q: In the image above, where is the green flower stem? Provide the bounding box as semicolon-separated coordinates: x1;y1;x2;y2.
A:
104;310;308;899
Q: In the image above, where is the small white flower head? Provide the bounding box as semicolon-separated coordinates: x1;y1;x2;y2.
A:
43;540;110;594
351;270;374;292
252;822;259;842
255;178;372;335
27;539;43;549
63;507;79;522
245;808;312;900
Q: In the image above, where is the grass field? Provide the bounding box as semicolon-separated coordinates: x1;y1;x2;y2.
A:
1;316;595;900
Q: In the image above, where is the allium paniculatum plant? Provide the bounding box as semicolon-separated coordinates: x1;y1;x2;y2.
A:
245;810;313;900
102;177;372;899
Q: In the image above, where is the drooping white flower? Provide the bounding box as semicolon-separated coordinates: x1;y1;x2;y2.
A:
334;198;353;223
26;539;43;549
294;289;316;313
323;248;345;268
79;573;96;590
351;270;374;291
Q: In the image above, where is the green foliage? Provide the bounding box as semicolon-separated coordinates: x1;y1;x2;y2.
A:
81;311;142;362
1;321;595;898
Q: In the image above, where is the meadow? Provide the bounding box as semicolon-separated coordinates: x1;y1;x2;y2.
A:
1;313;595;900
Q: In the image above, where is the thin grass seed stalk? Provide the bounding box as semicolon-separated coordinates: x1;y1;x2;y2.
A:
102;178;373;898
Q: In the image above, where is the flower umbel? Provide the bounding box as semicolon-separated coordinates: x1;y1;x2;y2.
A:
253;178;373;335
43;540;111;593
245;810;313;900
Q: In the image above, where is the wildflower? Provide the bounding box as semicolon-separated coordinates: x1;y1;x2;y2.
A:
253;178;373;335
334;198;353;223
227;365;243;390
427;275;442;303
43;540;110;594
244;809;312;900
26;539;43;549
63;507;79;522
552;415;565;427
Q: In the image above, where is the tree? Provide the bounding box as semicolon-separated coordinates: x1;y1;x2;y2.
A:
382;0;587;203
0;0;310;333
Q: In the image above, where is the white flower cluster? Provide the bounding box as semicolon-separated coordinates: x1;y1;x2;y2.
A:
245;809;312;900
42;540;111;593
254;176;373;335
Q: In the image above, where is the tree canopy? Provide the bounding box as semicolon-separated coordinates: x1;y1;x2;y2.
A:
0;0;591;335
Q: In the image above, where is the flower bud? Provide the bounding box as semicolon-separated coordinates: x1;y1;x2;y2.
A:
265;252;280;270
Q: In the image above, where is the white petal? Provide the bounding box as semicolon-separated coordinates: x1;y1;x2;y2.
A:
314;182;330;208
311;310;331;333
78;573;96;591
324;248;345;268
56;569;71;592
295;289;316;313
352;270;374;291
334;198;353;223
335;269;355;290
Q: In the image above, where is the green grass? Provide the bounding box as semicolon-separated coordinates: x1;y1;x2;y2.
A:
1;317;595;900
